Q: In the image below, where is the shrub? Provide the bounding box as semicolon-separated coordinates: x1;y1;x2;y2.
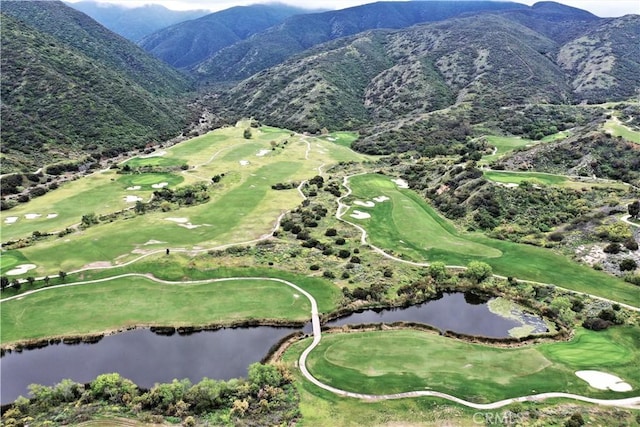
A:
337;249;351;259
309;264;320;271
620;258;637;271
325;228;337;237
603;243;621;254
623;238;638;251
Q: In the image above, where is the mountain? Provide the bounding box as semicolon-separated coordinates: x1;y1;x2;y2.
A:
66;1;208;42
191;1;530;83
139;4;312;70
558;14;640;102
0;1;194;173
211;5;639;134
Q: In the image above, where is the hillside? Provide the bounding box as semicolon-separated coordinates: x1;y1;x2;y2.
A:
212;8;639;135
66;1;208;42
192;1;529;83
0;1;194;173
216;13;570;133
139;4;311;69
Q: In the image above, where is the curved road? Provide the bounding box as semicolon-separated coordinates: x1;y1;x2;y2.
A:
3;273;639;409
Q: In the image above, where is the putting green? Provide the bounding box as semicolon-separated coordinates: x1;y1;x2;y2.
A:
0;252;29;274
123;156;184;168
345;174;638;305
117;173;184;188
305;327;639;401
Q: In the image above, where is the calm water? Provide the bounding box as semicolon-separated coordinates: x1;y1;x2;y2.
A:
1;292;546;404
327;292;528;337
0;326;302;404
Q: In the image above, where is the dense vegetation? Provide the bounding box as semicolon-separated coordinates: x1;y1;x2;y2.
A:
140;4;307;69
0;1;193;173
1;363;299;426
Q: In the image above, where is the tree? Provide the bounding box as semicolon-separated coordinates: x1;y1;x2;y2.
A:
26;276;35;286
59;271;67;282
466;261;493;283
11;278;21;291
428;261;448;282
134;200;145;214
628;200;640;219
243;128;252;139
620;258;637;272
81;212;99;228
0;276;8;290
43;275;50;286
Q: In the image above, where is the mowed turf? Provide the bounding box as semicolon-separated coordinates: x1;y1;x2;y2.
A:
0;171;180;242
1;277;311;343
345;174;638;305
484;171;568;186
604;120;640;144
3;125;371;276
304;327;639;401
479;133;567;165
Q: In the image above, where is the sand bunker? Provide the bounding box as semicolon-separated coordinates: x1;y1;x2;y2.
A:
46;213;58;219
151;182;168;189
24;213;42;219
354;200;375;208
143;240;165;245
391;178;409;189
178;223;201;229
140;150;166;158
126;185;142;190
165;217;189;223
575;370;633;392
373;196;390;203
256;149;271;157
350;210;371;220
239;160;250;166
4;216;18;224
124;195;143;203
6;264;37;276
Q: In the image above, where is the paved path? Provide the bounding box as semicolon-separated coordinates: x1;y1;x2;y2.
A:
4;273;639;409
622;215;639;228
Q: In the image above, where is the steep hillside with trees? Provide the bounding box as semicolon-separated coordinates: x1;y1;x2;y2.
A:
139;4;311;69
1;1;194;173
192;1;529;83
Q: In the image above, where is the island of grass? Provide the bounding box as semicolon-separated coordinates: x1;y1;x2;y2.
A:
342;173;638;305
300;326;639;402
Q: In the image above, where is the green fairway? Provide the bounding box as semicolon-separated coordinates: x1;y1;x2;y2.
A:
1;125;371;276
344;174;638;305
479;133;567;165
304;327;639;401
484;170;568;186
604;120;640;143
0;267;340;343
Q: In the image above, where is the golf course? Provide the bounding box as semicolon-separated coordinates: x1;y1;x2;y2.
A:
1;123;639;424
340;173;638;305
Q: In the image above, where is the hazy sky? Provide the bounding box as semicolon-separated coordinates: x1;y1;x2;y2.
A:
66;0;640;17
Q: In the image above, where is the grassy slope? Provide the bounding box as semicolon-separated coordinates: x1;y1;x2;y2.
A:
346;174;638;305
303;327;639;401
